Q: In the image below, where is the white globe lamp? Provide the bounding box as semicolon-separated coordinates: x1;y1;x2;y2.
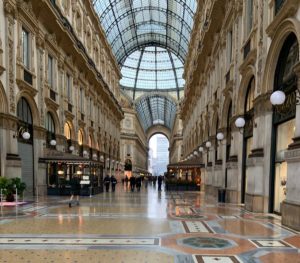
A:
22;131;30;140
199;146;204;152
50;139;57;146
270;90;286;105
235;117;246;128
216;132;224;141
69;145;75;152
206;141;211;148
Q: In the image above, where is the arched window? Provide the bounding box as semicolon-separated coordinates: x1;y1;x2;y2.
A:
226;102;232;161
46;112;56;147
244;77;255;139
64;122;71;140
17;97;33;142
78;130;84;156
88;135;92;148
17;97;32;125
78;130;83;146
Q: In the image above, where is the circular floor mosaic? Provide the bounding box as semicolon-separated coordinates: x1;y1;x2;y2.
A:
179;237;235;249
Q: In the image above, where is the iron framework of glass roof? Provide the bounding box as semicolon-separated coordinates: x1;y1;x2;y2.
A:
120;46;185;99
135;94;177;131
93;0;197;131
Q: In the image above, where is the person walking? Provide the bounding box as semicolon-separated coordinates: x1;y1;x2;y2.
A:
111;175;117;192
158;175;163;191
104;174;111;192
129;175;136;192
69;175;80;207
144;176;148;189
136;176;142;192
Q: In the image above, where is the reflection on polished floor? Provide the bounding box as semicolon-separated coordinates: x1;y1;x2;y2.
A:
1;185;300;263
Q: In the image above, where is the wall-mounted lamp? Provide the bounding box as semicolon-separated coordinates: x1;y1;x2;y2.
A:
83;150;89;158
193;151;198;156
100;155;104;162
270;85;300;105
50;139;57;146
69;145;75;152
270;90;286;105
216;132;226;145
92;153;98;160
235;117;245;134
13;127;31;140
205;141;212;148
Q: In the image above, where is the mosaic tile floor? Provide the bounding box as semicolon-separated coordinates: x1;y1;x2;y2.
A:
0;185;300;263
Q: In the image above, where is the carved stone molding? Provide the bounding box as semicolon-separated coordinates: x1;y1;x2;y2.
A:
253;92;273;116
0;113;18;130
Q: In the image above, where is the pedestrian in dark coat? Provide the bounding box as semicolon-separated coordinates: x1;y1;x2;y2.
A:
104;175;111;192
69;175;80;207
130;176;136;192
111;175;117;192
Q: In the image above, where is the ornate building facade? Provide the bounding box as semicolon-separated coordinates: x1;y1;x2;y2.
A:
0;0;123;195
181;0;300;230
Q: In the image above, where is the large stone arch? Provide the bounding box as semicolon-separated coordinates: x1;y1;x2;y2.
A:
146;125;171;142
16;91;40;126
262;18;300;95
0;81;8;113
237;66;256;115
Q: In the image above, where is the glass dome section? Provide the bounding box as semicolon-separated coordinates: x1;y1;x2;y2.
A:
120;47;185;97
93;0;197;65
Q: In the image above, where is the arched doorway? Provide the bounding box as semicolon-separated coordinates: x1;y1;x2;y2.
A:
241;77;255;204
17;97;34;196
270;33;298;214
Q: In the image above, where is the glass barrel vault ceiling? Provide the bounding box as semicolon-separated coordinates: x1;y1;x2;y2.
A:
120;47;185;96
93;0;197;131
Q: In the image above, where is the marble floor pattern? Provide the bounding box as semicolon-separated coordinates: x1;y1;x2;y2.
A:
0;185;300;263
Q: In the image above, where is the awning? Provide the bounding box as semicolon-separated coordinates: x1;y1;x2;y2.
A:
39;151;104;165
168;157;204;169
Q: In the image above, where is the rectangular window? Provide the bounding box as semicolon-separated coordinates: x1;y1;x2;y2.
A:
80;88;84;112
89;98;93;117
246;0;253;36
66;74;71;102
22;28;30;69
227;30;233;66
48;55;53;87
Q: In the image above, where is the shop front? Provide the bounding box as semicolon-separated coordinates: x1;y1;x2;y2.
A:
40;155;104;196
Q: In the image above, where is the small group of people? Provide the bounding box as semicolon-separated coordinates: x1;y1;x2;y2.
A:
104;174;118;192
121;174;164;192
128;175;142;192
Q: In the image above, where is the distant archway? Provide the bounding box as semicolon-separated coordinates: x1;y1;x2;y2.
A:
146;125;171;142
148;133;169;176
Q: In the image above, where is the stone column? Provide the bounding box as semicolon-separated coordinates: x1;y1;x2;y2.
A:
244;94;272;212
226;121;242;203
